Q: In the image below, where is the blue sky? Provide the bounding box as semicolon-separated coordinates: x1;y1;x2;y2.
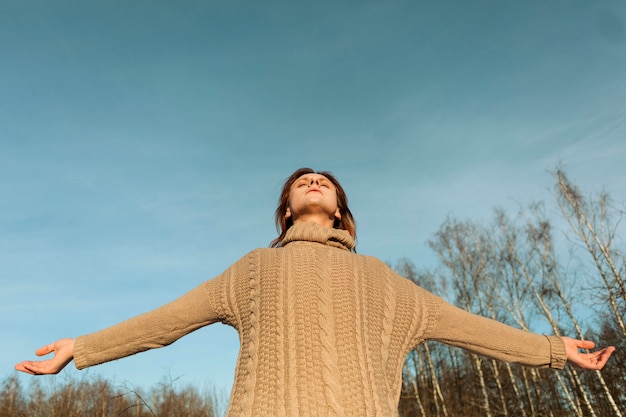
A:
2;0;625;398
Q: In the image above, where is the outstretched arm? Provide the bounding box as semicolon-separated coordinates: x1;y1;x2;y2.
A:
425;293;617;370
15;338;75;375
561;336;615;370
14;269;234;374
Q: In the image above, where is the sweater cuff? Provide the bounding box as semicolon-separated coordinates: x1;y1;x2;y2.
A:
72;336;88;370
546;335;567;369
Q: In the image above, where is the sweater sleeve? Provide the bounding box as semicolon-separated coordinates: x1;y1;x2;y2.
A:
425;298;567;369
73;274;229;370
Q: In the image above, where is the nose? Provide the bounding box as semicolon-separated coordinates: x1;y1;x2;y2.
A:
309;178;320;186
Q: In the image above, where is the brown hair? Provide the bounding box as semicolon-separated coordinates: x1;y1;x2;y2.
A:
270;167;356;250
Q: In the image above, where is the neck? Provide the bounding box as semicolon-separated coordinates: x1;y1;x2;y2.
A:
292;215;335;229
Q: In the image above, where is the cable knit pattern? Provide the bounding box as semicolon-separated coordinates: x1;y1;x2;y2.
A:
285;252;299;415
240;250;260;417
354;264;378;417
315;246;345;417
381;272;398;412
73;221;567;417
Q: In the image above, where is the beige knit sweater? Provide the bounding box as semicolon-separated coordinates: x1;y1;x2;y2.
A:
74;222;566;417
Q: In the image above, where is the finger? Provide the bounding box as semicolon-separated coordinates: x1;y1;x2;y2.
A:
35;343;55;357
583;347;614;369
597;347;615;365
14;362;36;375
575;339;596;350
16;361;49;375
591;347;611;359
24;360;59;375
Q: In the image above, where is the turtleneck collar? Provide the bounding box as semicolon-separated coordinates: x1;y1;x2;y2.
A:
280;221;355;252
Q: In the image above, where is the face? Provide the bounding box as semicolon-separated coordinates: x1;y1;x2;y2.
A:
285;173;341;227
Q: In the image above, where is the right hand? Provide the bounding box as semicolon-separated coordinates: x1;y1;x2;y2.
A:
15;338;75;375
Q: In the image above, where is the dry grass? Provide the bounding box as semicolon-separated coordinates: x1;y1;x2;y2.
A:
0;373;224;417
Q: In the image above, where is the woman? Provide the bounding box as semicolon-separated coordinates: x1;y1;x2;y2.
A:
16;168;614;417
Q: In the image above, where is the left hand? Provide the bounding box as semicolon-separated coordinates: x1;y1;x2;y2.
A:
561;336;615;370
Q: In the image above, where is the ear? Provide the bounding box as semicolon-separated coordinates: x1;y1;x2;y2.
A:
334;208;341;220
285;207;292;219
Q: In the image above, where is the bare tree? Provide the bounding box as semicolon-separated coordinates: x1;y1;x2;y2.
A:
553;168;626;338
396;167;625;416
